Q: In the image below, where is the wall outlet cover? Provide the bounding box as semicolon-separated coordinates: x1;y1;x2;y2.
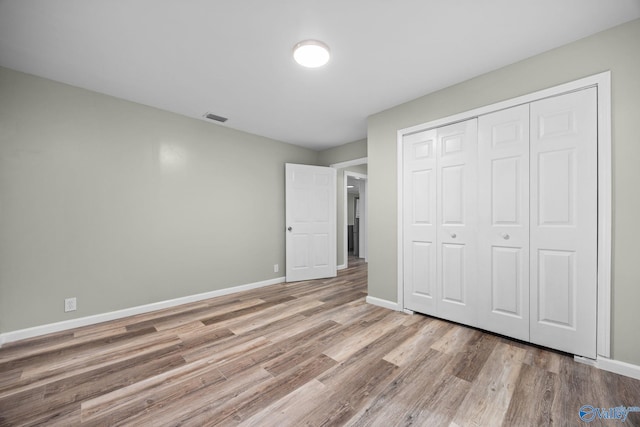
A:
64;297;77;312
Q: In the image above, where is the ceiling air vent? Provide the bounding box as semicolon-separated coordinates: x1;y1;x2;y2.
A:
203;112;228;123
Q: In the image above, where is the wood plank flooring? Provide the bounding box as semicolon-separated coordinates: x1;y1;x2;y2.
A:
1;258;639;426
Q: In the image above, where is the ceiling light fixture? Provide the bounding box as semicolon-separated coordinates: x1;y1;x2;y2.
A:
293;40;330;68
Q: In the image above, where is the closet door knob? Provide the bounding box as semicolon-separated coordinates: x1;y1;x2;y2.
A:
450;233;457;239
502;233;510;240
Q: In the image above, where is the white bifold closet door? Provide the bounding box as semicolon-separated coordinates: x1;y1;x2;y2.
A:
478;104;530;342
403;87;598;358
403;129;438;315
403;119;478;326
529;88;598;358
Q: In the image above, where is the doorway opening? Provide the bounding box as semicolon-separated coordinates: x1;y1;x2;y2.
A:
347;175;363;258
344;171;367;268
330;157;368;270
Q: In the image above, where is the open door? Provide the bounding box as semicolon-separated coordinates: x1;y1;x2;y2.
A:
286;163;337;282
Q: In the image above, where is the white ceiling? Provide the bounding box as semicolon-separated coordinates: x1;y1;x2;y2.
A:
1;1;639;150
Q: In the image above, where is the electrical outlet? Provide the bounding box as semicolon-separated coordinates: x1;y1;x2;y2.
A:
274;264;279;273
64;297;77;312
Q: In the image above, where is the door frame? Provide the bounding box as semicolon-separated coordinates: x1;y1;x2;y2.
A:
345;170;368;264
331;157;368;269
396;71;611;358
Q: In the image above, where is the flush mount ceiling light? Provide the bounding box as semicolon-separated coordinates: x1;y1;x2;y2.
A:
293;40;330;68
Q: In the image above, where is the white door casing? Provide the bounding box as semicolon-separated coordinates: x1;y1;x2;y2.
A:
357;178;367;261
285;163;337;282
478;104;530;341
529;88;598;358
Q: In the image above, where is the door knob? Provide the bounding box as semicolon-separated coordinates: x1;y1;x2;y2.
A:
502;233;510;240
450;232;457;239
287;226;293;232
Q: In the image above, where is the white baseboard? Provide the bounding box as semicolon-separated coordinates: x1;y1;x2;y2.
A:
575;356;640;380
0;276;285;347
365;296;400;311
337;263;347;270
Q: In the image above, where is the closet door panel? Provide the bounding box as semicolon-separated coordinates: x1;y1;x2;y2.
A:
403;130;438;314
478;105;530;341
436;119;478;325
530;88;597;358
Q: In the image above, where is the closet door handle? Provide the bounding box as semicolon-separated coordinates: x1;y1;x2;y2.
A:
450;232;457;239
501;233;510;240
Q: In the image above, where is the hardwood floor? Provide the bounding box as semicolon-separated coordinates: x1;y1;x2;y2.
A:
1;258;639;426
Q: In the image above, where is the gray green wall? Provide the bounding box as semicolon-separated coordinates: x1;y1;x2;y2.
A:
368;19;640;365
0;67;318;333
318;138;367;166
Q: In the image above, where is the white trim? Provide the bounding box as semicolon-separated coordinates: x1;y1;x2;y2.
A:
366;296;400;311
396;71;612;357
0;276;285;346
575;356;640;381
337;263;347;270
396;129;405;313
330;157;368;169
331;157;368;269
596;73;612;358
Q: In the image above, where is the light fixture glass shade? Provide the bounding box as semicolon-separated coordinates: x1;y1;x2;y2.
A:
293;40;330;68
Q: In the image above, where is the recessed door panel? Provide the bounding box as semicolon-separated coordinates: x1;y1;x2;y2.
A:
441;165;464;225
538;111;576;139
312;187;331;222
492;157;522;225
292;234;309;269
312;234;330;267
412;170;433;225
492;120;524;148
537;249;575;328
411;241;434;298
441;243;465;304
442;133;464;155
538;149;575;226
292;188;311;222
491;246;523;317
414;140;433;159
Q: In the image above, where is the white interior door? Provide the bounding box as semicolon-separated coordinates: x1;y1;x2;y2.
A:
285;163;337;282
478;104;530;341
403;129;438;314
436;119;478;325
529;88;598;358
